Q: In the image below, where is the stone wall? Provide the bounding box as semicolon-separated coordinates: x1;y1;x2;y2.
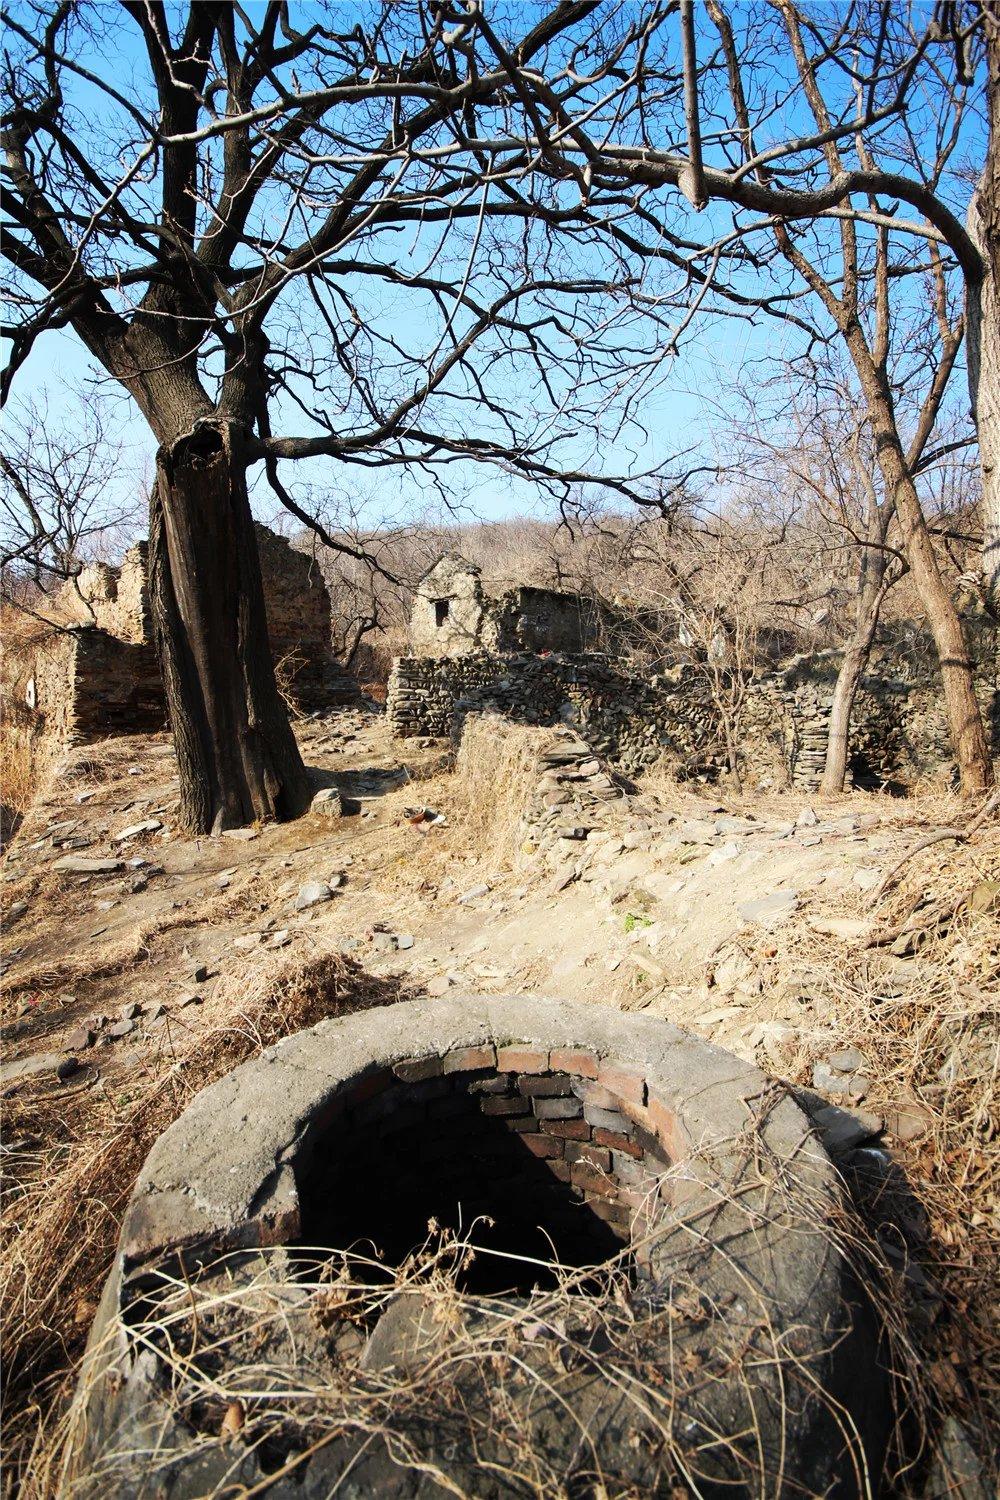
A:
30;526;358;743
387;652;723;778
23;627;166;744
410;553;603;658
70;629;165;737
71;545;151;643
388;643;999;791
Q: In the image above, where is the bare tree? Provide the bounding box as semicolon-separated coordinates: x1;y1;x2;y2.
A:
0;392;137;609
3;1;695;831
496;0;994;792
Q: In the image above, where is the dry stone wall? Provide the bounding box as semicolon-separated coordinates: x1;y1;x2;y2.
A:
389;641;999;791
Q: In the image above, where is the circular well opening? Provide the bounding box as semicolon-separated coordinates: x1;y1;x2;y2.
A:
295;1046;672;1295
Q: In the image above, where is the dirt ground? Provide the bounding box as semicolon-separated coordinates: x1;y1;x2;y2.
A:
2;706;998;1494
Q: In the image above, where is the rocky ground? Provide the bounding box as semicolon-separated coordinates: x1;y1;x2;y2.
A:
1;705;998;1493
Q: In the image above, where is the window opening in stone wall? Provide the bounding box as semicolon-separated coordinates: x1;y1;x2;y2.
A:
434;599;450;627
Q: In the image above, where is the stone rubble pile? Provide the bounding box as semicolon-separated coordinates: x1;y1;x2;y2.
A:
515;731;629;878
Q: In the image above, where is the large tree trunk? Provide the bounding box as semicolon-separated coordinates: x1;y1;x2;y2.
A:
821;571;888;795
969;4;1000;618
149;419;310;833
849;352;994;796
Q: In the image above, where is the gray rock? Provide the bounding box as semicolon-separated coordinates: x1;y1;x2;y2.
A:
827;1048;867;1074
7;901;28;921
119;1002;142;1021
1;1052;66;1086
812;1061;854;1096
810;1104;883;1153
112;818;162;842
458;883;489;904
395;933;414;951
295;881;333;911
66;1027;95;1051
53;856;124;874
925;1416;992;1500
815;1104;881;1158
310;787;344;819
108;1019;135;1038
177;993;202;1008
738;890;799;927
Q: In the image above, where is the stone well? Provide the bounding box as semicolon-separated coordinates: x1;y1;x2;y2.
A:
69;996;888;1497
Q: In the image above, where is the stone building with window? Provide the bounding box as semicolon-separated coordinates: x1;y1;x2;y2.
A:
410;553;603;658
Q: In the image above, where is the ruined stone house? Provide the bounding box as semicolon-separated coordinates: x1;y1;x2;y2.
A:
410;553;605;657
17;526;355;745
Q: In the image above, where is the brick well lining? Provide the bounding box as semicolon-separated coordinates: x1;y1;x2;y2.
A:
298;1045;674;1287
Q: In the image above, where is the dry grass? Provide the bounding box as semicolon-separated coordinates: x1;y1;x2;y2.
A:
454;713;553;870
732;810;1000;1476
43;1124;944;1499
1;950;410;1495
0;605;65;841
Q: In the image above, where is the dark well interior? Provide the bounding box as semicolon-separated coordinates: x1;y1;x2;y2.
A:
296;1062;671;1295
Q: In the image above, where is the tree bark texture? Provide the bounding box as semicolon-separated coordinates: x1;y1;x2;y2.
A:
821;570;888;795
969;5;1000;617
150;420;310;833
855;365;993;794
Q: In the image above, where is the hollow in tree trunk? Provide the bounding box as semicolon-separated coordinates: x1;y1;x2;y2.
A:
149;419;310;833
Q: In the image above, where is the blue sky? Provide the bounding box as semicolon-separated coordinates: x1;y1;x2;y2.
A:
2;1;981;546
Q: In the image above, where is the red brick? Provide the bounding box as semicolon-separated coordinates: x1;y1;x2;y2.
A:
570;1161;614;1196
518;1074;573;1096
546;1118;591;1140
548;1047;598;1079
576;1082;620;1111
547;1159;572;1182
644;1093;688;1160
479;1095;531;1117
393;1055;443;1082
566;1141;611;1171
532;1096;582;1120
520;1133;564;1159
596;1063;646;1105
586;1196;630;1232
594;1127;642;1158
496;1046;549;1073
442;1044;496;1074
468;1075;513;1095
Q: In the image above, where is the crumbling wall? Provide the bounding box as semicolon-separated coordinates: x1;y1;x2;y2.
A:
15;626;165;747
410;555;489;656
70;629;165;737
71;545;150;643
410;555;604;658
387;643;999;790
483;586;599;655
253;526;351;705
36;526;355;736
387;653;723;777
